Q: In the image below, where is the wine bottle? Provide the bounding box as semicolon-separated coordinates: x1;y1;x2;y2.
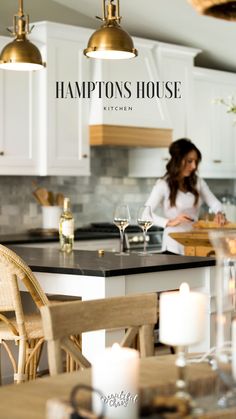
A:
59;197;74;253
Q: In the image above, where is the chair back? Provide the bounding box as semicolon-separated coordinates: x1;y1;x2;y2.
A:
0;244;49;309
41;293;158;375
0;245;50;382
0;267;18;311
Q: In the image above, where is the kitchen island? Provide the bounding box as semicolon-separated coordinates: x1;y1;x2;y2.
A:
9;246;216;361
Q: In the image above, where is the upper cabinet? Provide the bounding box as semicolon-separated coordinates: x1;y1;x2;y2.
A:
193;67;236;178
32;23;91;176
0;23;92;176
0;37;38;175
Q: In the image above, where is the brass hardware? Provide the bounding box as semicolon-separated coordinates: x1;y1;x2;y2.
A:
98;249;105;256
84;0;138;60
0;0;45;71
82;154;88;158
0;151;4;156
213;160;222;163
162;157;169;161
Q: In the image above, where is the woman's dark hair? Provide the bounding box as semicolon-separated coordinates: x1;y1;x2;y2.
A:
164;138;202;207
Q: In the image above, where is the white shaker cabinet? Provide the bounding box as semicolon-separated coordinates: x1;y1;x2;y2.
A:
0;23;92;176
193;67;236;178
33;22;91;176
0;37;38;175
128;43;199;177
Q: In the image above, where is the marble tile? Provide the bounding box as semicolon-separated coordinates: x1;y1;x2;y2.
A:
0;148;232;233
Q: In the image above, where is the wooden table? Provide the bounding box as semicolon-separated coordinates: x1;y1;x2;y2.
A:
0;355;235;419
170;226;236;257
170;230;215;257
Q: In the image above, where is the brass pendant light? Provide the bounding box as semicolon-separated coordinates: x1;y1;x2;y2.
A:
0;0;45;71
188;0;236;20
84;0;138;59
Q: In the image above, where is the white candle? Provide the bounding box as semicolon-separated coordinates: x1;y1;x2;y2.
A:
232;319;236;381
159;282;207;346
92;343;139;419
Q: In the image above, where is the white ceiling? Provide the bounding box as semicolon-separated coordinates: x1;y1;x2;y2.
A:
1;0;236;73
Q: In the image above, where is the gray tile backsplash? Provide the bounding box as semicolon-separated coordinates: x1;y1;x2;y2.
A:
0;148;234;233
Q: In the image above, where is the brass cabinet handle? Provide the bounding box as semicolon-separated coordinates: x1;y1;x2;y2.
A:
213;160;222;163
162;158;169;161
82;154;88;158
0;151;4;156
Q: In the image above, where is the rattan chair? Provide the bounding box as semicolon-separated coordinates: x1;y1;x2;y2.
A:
40;293;158;376
0;244;50;384
0;244;82;384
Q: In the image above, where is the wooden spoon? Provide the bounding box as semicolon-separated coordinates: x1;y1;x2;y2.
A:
34;188;50;206
32;191;42;205
48;191;54;206
56;193;65;207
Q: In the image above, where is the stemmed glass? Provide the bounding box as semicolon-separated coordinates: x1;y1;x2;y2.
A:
137;205;153;255
113;204;131;255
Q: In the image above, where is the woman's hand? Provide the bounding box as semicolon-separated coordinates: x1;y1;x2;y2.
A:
213;212;227;226
166;214;194;227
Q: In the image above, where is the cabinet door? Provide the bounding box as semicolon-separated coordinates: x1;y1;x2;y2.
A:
0;39;37;175
37;38;90;176
193;69;236;178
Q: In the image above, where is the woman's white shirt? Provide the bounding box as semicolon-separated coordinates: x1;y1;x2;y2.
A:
145;178;222;254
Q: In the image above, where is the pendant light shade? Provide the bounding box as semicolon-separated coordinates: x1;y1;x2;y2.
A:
84;0;138;59
0;0;45;71
189;0;236;20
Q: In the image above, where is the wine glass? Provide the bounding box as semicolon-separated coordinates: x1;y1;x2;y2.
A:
113;204;131;255
137;205;153;255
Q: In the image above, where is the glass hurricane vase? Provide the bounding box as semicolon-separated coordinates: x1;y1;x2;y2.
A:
209;230;236;407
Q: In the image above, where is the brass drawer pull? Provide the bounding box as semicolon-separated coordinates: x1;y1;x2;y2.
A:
82;154;88;158
213;160;222;163
0;151;4;156
162;158;169;161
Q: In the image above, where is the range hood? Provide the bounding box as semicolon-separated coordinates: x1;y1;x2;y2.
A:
88;40;173;147
90;124;172;147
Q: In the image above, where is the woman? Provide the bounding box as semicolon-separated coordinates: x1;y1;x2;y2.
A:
145;138;225;254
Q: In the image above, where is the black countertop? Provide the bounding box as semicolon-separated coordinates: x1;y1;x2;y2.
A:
8;245;216;278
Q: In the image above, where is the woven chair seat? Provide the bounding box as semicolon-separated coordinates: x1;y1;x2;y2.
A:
0;314;43;340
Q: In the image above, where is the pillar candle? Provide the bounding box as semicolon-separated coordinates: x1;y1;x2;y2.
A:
232;319;236;381
92;343;139;419
159;282;207;346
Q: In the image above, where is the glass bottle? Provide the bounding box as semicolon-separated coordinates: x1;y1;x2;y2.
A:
59;197;74;253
